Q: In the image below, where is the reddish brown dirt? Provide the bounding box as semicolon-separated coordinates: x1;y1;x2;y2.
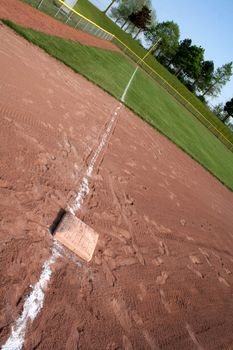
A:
1;25;233;350
0;0;121;52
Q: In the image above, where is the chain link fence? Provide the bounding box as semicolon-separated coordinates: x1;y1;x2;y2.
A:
33;0;113;40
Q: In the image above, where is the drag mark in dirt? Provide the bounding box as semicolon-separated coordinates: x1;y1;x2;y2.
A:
1;244;61;350
2;103;123;350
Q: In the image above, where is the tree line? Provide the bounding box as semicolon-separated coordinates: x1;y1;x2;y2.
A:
103;0;233;126
212;98;233;125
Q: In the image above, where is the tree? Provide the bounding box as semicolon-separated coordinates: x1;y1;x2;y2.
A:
144;23;157;43
110;0;152;31
171;39;204;82
223;97;233;122
110;0;132;25
192;60;214;91
103;0;119;14
145;21;180;62
201;62;233;97
111;0;144;23
128;5;152;38
171;39;192;75
212;103;226;120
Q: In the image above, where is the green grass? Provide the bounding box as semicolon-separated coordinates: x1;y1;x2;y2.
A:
23;0;233;148
3;19;233;191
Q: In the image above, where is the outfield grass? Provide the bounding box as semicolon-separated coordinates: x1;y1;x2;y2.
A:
3;20;233;191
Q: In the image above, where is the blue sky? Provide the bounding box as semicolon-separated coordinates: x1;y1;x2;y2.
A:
89;0;233;106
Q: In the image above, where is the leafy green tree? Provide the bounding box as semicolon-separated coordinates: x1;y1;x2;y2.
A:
224;97;233;116
212;103;226;120
110;0;150;27
145;21;180;62
192;60;214;91
201;62;233;97
223;97;233;122
128;5;152;38
185;45;204;81
172;39;204;81
110;0;132;25
170;39;192;74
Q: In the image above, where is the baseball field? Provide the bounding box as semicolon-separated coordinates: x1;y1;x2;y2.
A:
0;1;233;349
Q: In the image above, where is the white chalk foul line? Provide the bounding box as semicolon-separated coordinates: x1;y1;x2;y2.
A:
69;103;122;213
2;103;122;350
121;66;138;103
1;244;61;350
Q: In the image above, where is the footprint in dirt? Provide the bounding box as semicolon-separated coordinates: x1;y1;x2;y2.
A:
186;235;194;242
131;310;144;327
102;259;116;287
189;255;201;265
158;241;169;256
117;176;130;184
126;160;136;168
137;283;147;301
169;192;176;200
156;271;169;285
112;298;133;334
152;257;163;266
132;242;145;266
180;218;186;226
159;289;171;314
122;335;133;350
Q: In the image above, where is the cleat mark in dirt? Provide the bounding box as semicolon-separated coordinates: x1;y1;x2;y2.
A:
102;259;116;287
152;220;171;234
198;248;212;267
218;274;230;287
152;257;163;266
186;235;195;241
115;256;137;268
187;264;204;279
186;323;204;350
105;171;133;235
224;267;231;275
159;289;171;313
143;330;159;350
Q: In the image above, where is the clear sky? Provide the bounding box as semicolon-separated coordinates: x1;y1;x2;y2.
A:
89;0;233;106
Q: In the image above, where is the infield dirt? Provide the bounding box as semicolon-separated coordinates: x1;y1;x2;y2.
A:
0;19;233;350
